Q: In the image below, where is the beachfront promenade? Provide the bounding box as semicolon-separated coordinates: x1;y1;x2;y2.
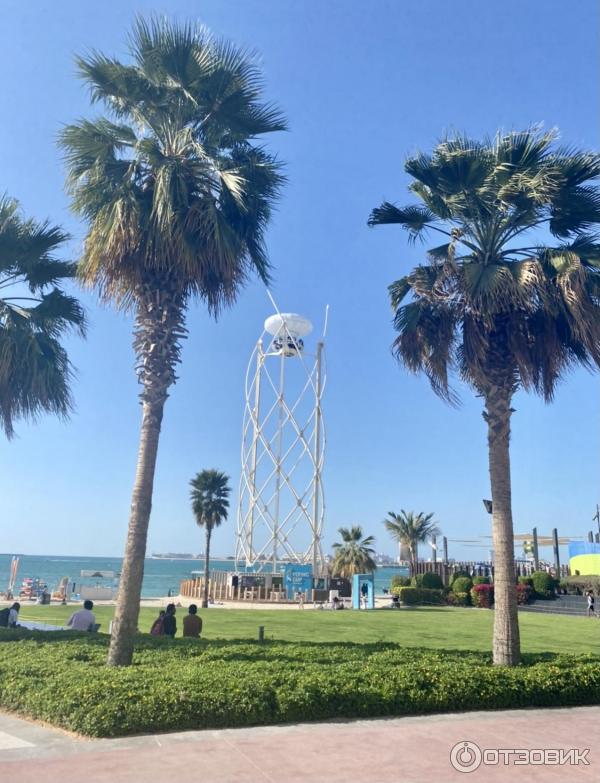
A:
2;706;599;782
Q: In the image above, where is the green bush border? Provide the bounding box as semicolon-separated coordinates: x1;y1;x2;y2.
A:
1;630;599;737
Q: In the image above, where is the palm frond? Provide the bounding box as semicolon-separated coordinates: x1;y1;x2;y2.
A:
368;203;438;242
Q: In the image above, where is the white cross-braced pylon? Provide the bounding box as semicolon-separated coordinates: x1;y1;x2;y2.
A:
235;313;326;574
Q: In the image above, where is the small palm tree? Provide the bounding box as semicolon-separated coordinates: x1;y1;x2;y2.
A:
384;510;439;574
369;129;600;665
0;196;85;438
331;526;377;578
60;18;285;665
190;469;231;608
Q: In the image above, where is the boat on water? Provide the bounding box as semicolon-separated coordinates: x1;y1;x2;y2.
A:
151;553;202;560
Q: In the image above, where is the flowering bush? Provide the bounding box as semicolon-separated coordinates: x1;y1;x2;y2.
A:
471;583;494;608
516;584;533;605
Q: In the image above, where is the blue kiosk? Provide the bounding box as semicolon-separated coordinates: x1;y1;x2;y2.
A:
283;564;313;600
352;573;374;609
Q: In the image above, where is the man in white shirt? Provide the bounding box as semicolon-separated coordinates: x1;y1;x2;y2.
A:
8;602;20;627
67;600;96;632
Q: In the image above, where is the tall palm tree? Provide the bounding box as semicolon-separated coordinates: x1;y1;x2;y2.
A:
369;129;600;665
60;18;285;665
384;510;439;574
190;469;231;608
0;196;85;438
331;526;377;578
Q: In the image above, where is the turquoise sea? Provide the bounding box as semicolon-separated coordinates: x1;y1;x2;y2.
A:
0;553;408;598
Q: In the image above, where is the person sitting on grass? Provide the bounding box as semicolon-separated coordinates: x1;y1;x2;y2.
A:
162;603;177;638
66;600;96;632
182;604;202;638
150;610;165;635
0;602;21;628
9;602;21;626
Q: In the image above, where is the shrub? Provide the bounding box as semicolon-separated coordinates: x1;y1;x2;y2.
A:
472;576;490;585
516;584;533;605
419;572;444;590
531;571;556;599
561;576;600;596
450;570;471;585
391;575;411;590
518;576;534;587
471;583;494;608
398;587;445;605
446;591;470;607
0;632;600;737
451;576;473;594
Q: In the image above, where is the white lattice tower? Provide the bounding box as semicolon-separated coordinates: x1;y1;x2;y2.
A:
235;312;326;573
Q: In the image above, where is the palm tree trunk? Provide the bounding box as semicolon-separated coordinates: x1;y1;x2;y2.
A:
107;400;164;665
107;282;186;667
484;384;520;666
203;528;212;609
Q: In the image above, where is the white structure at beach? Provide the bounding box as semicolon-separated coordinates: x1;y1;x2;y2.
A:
235;310;326;574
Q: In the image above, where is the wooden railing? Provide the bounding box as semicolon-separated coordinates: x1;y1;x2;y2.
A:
179;571;290;603
411;560;570;585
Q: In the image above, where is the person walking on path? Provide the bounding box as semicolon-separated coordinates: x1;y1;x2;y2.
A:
586;591;596;617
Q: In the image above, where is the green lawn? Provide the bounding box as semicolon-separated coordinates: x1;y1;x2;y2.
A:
17;603;600;655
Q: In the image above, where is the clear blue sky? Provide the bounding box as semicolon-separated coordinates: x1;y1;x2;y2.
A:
0;0;598;561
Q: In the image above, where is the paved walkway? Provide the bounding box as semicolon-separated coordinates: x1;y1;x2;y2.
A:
2;706;599;782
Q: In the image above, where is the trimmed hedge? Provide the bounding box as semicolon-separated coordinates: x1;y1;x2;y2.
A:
450;571;471;585
1;631;600;737
531;571;557;599
446;591;470;607
561;576;600;595
451;576;473;594
398;587;445;605
410;573;443;589
472;576;490;586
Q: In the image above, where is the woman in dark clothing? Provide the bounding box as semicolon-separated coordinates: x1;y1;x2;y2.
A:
162;603;177;638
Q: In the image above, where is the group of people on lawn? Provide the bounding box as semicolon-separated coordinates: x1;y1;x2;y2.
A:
150;603;202;638
0;599;203;638
0;599;98;631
